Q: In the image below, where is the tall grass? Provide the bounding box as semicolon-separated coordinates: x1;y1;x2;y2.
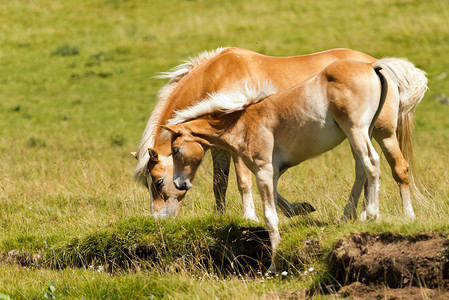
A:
1;0;449;297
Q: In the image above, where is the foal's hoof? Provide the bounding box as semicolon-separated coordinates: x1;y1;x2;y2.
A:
359;211;367;222
359;211;380;222
285;202;316;218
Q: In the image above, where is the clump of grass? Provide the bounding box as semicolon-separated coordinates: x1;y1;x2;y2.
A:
11;105;21;112
26;137;46;148
43;216;271;275
85;51;114;67
51;44;80;56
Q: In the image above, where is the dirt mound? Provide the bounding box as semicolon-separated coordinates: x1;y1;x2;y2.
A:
338;282;449;299
329;232;449;288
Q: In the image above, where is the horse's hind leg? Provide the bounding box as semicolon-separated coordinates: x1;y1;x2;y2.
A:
211;148;231;214
375;133;415;219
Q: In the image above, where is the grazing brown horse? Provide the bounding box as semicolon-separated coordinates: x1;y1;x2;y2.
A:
133;47;427;220
163;58;427;271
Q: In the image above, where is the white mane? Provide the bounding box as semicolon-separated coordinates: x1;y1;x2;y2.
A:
133;47;230;186
166;81;277;127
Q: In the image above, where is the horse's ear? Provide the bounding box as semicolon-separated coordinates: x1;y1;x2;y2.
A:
196;137;213;148
131;152;138;160
148;148;159;163
190;134;214;148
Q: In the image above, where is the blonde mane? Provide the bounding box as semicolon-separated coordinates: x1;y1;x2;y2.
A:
134;47;230;185
166;81;277;127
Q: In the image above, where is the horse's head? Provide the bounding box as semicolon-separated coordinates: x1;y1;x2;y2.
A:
162;125;212;192
134;148;187;218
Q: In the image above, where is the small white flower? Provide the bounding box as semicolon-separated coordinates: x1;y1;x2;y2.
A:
308;267;315;272
281;271;288;276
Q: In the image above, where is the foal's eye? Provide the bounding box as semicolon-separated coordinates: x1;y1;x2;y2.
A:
172;147;180;156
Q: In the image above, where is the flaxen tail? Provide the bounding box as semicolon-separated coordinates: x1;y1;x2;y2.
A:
372;58;428;200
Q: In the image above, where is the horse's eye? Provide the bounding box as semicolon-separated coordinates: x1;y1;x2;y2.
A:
155;179;164;190
172;147;180;156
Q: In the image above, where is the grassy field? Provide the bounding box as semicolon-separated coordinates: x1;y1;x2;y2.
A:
1;0;449;298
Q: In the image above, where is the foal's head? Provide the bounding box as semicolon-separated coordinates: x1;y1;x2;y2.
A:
162;125;211;192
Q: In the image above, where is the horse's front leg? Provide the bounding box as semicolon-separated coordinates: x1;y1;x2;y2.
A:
211;148;231;214
255;165;280;273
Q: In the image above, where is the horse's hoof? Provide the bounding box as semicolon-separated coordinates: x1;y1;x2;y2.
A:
339;213;356;223
285;202;316;218
294;202;316;215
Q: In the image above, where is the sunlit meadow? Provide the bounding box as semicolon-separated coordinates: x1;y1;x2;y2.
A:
1;0;448;298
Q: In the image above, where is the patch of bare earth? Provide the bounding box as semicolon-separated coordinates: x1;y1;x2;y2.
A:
326;232;449;299
338;282;449;299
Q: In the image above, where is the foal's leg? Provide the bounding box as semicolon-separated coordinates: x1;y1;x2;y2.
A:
211;148;231;214
234;155;315;220
342;150;367;220
233;156;258;221
255;165;280;273
375;133;415;219
346;130;381;221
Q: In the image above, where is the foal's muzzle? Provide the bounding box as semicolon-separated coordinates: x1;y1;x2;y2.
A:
174;178;192;191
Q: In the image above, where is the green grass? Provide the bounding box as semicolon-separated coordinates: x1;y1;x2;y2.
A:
1;0;449;298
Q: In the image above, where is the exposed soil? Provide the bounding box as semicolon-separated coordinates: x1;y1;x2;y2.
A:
268;233;449;299
338;282;449;299
328;232;449;288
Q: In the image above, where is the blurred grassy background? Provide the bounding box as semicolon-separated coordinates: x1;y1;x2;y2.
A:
1;0;449;298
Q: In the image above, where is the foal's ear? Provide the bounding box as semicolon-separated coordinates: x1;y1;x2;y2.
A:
148;148;159;163
161;125;180;135
131;152;138;160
